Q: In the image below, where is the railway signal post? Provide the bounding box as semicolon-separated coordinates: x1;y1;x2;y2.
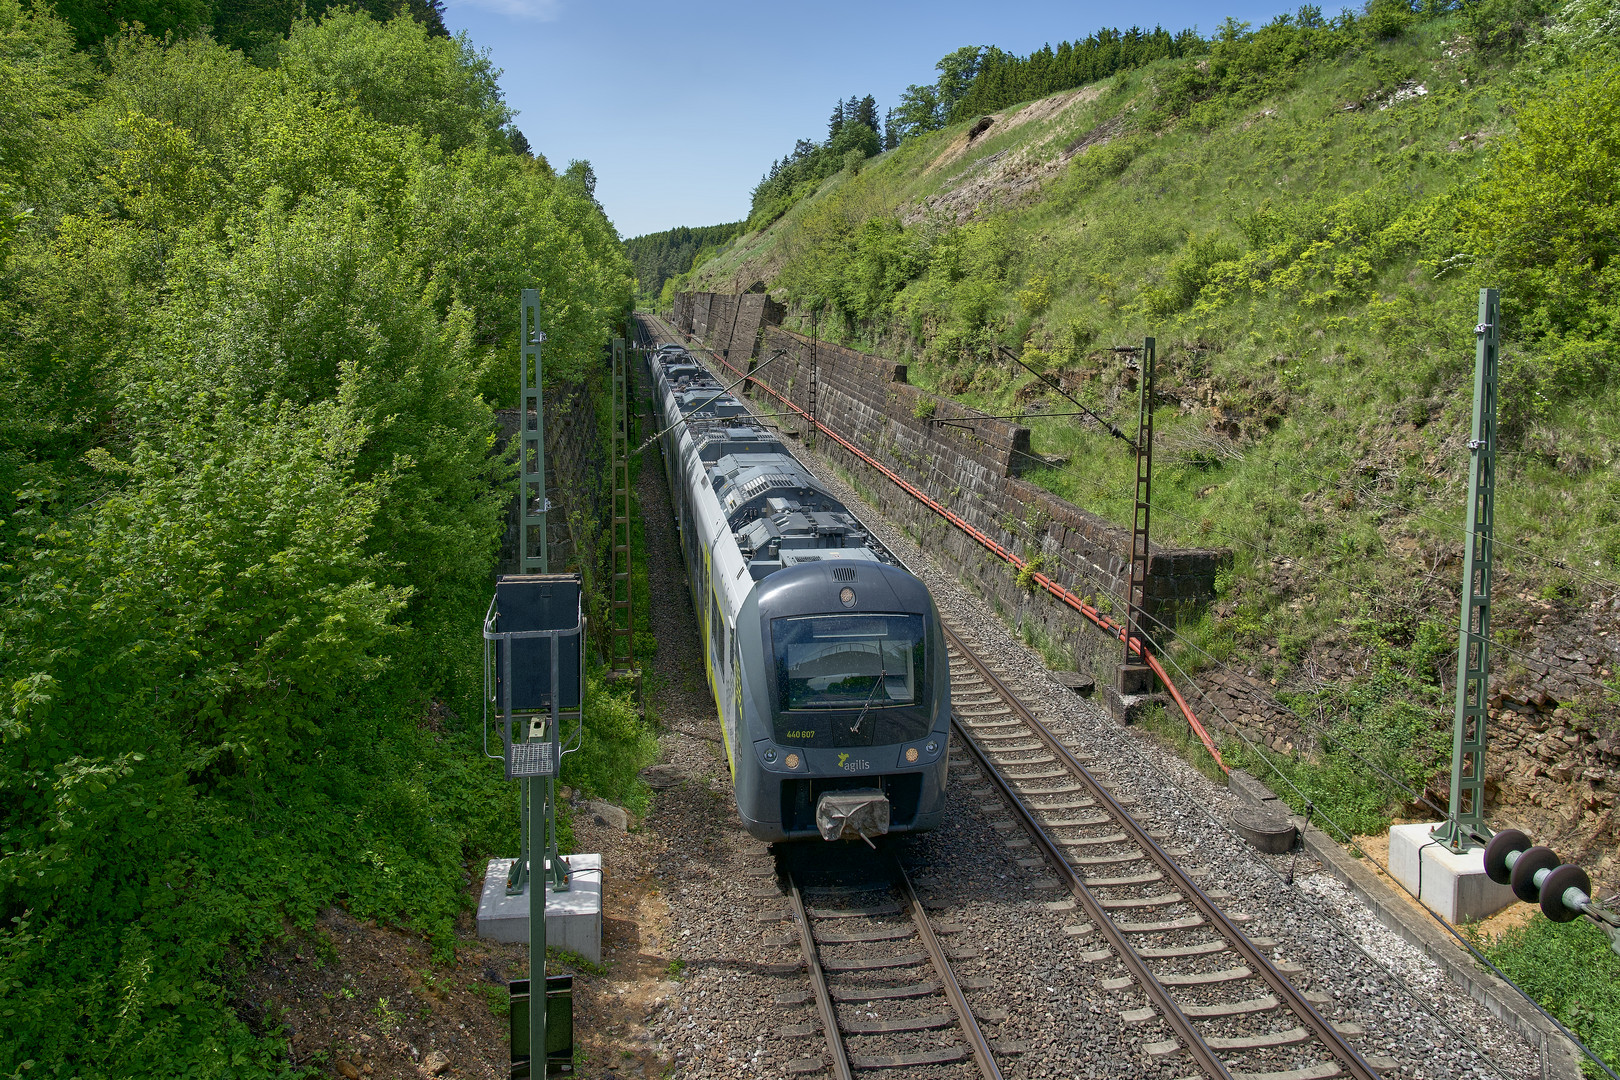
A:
475;293;603;1075
1433;287;1500;854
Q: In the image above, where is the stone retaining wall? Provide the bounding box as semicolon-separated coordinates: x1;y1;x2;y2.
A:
497;377;602;576
671;291;1228;697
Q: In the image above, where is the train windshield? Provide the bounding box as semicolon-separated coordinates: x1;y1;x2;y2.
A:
770;614;930;746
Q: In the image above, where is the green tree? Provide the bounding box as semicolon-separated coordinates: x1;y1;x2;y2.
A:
0;16;629;1074
279;9;512;153
891;82;941;138
935;45;985;119
50;0;209;50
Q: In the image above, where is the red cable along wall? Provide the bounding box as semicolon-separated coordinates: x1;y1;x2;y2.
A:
669;317;1227;773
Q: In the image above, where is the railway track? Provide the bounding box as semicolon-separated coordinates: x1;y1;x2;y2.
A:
633;314;1385;1079
768;848;1002;1079
941;622;1383;1080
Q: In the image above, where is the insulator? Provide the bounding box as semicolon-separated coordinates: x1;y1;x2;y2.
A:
1484;828;1531;886
1539;864;1593;924
1510;845;1560;904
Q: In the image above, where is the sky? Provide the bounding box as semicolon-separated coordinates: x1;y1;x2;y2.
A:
442;0;1303;240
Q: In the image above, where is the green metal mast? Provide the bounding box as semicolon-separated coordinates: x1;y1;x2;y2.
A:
609;335;636;677
513;291;545;899
1120;337;1156;695
1433;288;1499;853
520;289;548;575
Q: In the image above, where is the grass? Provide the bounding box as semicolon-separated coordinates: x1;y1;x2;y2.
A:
546;946;609;977
1135;702;1228;784
470;982;510;1019
1471;915;1620;1078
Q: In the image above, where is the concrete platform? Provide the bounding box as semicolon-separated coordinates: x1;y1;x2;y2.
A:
1388;822;1513;924
476;854;603;962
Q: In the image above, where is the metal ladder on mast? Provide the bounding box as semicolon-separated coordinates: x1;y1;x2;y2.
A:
609;332;636;678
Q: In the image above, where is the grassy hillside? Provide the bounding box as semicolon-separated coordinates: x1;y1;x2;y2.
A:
682;0;1619;844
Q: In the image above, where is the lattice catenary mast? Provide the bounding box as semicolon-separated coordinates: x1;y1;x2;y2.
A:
1433;288;1499;853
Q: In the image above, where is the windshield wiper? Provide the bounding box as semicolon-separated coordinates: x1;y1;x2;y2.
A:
849;664;888;736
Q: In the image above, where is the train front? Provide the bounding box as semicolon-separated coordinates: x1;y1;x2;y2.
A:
733;561;950;843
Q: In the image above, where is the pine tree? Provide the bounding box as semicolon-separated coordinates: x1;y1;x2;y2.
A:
417;0;449;37
828;101;845;140
856;94;879;132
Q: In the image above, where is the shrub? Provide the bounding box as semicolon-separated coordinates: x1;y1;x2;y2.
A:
1459;62;1620;390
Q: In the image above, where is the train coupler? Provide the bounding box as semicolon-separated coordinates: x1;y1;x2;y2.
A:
815;789;890;845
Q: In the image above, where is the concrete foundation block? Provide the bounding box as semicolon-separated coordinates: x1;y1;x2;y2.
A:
1116;664;1154;695
1105;687;1163;724
1387;823;1513;924
476;854;603;961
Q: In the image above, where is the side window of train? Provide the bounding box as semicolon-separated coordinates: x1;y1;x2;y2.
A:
730;625;742;718
700;552;710;617
710;589;724;666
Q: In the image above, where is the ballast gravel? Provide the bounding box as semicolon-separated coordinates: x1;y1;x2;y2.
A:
636;329;1543;1080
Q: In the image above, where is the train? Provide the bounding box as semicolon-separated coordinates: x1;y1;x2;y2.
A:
645;339;950;844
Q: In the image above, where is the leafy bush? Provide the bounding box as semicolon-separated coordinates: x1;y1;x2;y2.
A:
1461;0;1556;52
0;6;629;1075
1142;231;1243;314
1225;616;1452;835
1057;137;1141;202
1458;61;1620;393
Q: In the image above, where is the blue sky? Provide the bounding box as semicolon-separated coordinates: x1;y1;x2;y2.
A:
442;0;1303;239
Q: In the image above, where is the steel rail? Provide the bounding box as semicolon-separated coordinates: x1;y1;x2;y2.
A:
945;635;1233;1079
892;859;1004;1080
784;868;854;1080
943;622;1380;1080
784;858;1004;1079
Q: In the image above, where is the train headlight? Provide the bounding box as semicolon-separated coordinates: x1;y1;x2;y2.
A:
905;747;919;763
763;746;778;764
839;586;856;607
784;753;801;770
925;739;939;754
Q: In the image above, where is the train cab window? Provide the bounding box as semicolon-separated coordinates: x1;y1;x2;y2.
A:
769;614;929;747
